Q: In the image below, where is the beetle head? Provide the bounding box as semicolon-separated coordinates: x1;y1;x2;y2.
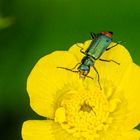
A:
100;31;113;39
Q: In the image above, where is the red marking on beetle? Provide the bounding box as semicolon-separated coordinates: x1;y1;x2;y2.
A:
100;32;112;39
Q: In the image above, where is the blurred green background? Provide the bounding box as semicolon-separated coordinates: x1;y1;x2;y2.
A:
0;0;140;139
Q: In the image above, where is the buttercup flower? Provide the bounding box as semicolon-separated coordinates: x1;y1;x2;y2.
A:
22;40;140;140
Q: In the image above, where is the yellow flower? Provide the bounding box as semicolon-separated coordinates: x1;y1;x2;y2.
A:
22;40;140;140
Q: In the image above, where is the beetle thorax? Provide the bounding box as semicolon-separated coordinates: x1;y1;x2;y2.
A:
77;56;95;79
81;56;94;66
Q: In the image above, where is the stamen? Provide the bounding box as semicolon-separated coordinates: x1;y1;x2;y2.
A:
54;83;122;139
80;103;92;112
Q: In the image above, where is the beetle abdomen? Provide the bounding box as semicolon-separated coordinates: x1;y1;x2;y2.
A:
86;35;112;59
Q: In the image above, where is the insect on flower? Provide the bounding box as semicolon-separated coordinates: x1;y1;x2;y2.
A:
57;32;124;89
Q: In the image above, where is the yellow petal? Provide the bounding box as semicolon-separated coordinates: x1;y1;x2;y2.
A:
55;107;66;123
22;120;55;140
118;129;140;140
119;63;140;129
99;125;140;140
22;120;80;140
27;51;79;118
109;98;121;112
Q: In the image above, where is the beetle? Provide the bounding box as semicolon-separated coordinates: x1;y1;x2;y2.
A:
57;32;123;89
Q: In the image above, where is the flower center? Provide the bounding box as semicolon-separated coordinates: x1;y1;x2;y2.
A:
54;85;120;139
80;102;92;112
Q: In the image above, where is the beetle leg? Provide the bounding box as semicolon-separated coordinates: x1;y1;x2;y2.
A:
99;59;120;65
82;75;94;80
57;66;79;73
90;32;96;40
92;65;102;90
76;43;83;49
76;43;86;55
71;63;81;70
80;48;86;55
106;41;126;51
57;63;80;72
106;42;119;51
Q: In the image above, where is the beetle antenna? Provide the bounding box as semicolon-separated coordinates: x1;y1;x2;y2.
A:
84;75;94;80
106;40;126;51
92;65;102;90
57;67;78;73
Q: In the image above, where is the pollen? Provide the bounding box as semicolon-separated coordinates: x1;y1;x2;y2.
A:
54;84;121;139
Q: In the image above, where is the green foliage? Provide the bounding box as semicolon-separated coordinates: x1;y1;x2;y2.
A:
0;0;140;139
